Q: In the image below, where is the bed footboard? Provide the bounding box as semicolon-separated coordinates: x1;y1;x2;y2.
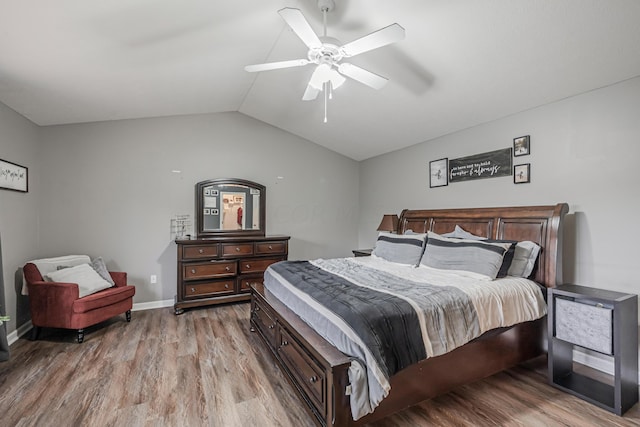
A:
251;283;352;427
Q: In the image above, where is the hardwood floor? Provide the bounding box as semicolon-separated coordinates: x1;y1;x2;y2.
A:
1;304;638;426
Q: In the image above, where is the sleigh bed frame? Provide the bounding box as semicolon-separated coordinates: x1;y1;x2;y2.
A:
250;203;569;426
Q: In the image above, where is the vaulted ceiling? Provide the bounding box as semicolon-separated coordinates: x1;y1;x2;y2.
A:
1;1;640;160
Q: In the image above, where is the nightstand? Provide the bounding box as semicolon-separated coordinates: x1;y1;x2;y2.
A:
548;284;638;415
352;249;373;257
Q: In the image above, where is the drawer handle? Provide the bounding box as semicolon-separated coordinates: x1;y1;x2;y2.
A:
235;247;240;252
224;284;229;289
246;264;251;269
309;376;318;383
281;340;288;346
198;249;204;254
225;266;231;271
191;269;196;274
191;287;195;293
268;245;273;250
268;324;275;329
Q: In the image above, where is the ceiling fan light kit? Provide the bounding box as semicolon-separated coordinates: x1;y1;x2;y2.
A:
245;0;405;123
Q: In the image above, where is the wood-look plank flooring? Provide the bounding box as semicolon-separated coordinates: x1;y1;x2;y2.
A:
1;304;638;426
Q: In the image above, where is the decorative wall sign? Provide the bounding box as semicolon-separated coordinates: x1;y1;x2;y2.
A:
429;158;448;188
0;159;28;193
449;148;512;183
514;163;531;184
513;135;530;156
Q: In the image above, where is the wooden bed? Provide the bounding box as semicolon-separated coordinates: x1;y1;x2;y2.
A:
250;203;569;426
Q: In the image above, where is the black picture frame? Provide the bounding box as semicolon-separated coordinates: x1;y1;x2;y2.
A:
0;158;28;193
514;163;531;184
429;158;448;188
513;135;530;157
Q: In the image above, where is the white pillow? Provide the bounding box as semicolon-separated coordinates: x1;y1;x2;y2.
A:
45;263;113;298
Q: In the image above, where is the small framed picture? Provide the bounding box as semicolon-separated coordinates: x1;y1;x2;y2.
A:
212;209;219;215
204;189;211;195
429;158;448;188
203;208;210;215
211;189;219;196
513;135;530;157
514;163;530;184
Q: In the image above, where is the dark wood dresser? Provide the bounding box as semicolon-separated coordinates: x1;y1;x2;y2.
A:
174;235;290;314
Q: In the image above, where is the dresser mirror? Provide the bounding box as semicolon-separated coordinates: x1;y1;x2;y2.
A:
195;178;266;238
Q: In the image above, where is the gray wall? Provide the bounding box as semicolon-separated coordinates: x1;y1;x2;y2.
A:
36;112;359;304
0;102;40;332
360;76;640;303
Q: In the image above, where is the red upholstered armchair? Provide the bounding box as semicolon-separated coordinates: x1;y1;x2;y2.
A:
23;260;135;343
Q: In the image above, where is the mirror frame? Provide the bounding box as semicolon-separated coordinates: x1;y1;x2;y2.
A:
195;178;266;238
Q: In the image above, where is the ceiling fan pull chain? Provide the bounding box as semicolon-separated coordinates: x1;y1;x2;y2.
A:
324;81;328;123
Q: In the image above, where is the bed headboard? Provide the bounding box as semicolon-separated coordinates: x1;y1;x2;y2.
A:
398;203;569;288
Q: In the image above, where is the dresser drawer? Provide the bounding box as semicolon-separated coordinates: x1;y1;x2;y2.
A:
184;279;235;299
252;298;277;348
240;275;264;293
255;241;287;255
183;261;237;280
182;244;219;259
240;257;283;274
221;243;254;257
278;327;326;416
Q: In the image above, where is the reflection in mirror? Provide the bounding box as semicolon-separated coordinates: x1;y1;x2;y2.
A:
196;179;265;238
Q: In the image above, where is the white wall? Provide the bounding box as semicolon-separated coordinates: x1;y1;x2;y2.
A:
360;76;640;299
360;76;640;373
0;102;40;333
37;112;360;305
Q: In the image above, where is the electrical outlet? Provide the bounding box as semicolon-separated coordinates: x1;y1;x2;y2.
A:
150;275;157;284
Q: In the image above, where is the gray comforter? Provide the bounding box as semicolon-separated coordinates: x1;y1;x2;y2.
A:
264;258;482;419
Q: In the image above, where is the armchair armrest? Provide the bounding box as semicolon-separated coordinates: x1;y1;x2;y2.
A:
27;281;80;327
108;271;127;287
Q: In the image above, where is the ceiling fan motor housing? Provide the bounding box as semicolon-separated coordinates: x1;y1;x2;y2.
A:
317;0;335;12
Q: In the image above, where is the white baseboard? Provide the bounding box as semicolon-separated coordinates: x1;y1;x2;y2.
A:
132;299;174;312
573;347;614;375
6;299;174;345
7;320;32;346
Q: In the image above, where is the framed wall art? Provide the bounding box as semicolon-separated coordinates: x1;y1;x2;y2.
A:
0;159;28;193
429;158;448;188
514;163;531;184
513;135;530;156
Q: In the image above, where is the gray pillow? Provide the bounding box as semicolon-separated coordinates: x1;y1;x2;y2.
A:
442;225;486;240
420;232;512;279
91;257;115;286
372;232;427;266
507;241;541;278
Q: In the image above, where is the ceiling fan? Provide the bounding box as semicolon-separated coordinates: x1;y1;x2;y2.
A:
245;0;405;120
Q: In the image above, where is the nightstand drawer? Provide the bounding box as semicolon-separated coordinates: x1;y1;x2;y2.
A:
555;297;613;355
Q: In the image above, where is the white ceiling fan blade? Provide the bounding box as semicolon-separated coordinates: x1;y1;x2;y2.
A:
338;63;388;90
340;23;405;57
278;8;322;49
244;59;310;72
302;85;320;101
